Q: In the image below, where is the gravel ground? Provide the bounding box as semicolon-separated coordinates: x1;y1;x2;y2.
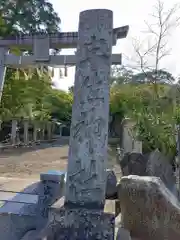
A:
0;137;121;187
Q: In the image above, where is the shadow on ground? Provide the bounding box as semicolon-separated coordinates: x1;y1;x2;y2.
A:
0;138;69;158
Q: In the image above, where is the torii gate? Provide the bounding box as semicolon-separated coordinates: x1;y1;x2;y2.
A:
0;25;128;101
0;18;128;145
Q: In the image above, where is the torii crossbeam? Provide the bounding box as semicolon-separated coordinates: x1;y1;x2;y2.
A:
0;26;128;49
5;54;122;68
0;25;129;100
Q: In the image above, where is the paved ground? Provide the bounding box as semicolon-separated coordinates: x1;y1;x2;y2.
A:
0;137;121;193
0;138;69;179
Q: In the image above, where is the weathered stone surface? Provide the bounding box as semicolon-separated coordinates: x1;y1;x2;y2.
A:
36;208;115;240
65;9;113;209
146;149;176;192
0;182;40;240
116;228;131;240
119;150;177;195
37;170;65;228
106;169;117;198
120;152;147;176
21;230;39;240
40;170;66;182
118;175;180;240
0;213;36;240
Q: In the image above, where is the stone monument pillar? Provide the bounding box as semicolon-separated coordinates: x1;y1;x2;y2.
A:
65;9;113;209
0;48;7;101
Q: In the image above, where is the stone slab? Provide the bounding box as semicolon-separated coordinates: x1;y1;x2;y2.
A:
0;191;38;204
37;208;115;240
0;182;40;215
51;198;116;217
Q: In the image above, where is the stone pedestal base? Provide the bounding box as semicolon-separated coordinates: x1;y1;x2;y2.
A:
36;208;115;240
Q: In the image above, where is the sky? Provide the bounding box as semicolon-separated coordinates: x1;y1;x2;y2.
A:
49;0;180;91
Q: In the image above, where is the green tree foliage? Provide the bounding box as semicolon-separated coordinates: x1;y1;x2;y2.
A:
132;70;176;84
110;80;177;156
0;0;65;123
0;0;60;35
0;68;52;120
45;89;73;123
0;68;73;123
110;66;133;86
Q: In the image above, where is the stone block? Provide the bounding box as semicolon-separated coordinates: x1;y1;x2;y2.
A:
0;213;36;240
40;170;66;182
118;175;180;240
36;208;115;240
37;170;65;227
106;169;117;199
0;182;41;240
116;228;131;240
120;152;147;176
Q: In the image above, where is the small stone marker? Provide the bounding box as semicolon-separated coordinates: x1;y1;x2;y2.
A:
38;170;65;220
120;152;147;176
